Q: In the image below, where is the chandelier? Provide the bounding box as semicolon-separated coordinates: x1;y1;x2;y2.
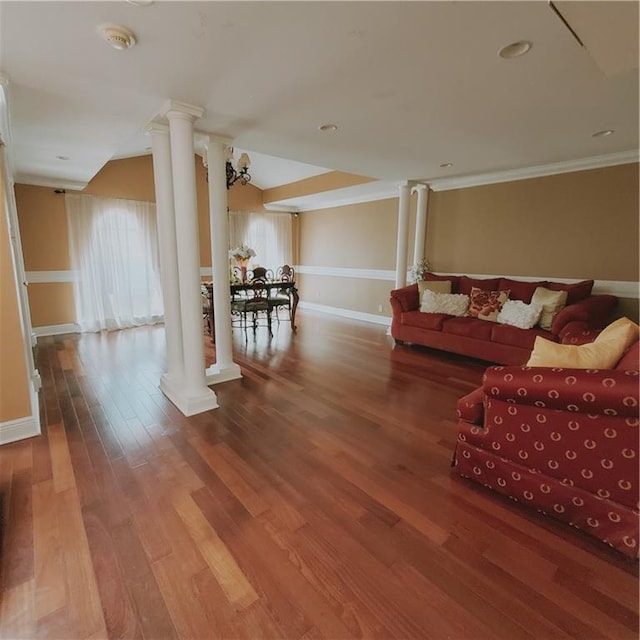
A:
225;147;251;189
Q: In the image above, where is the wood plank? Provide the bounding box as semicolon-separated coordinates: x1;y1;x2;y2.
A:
32;480;66;622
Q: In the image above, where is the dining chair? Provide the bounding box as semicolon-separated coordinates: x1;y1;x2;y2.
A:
235;277;273;335
270;265;295;324
248;266;275;282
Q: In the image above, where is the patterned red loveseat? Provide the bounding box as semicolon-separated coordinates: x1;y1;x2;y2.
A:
453;339;639;557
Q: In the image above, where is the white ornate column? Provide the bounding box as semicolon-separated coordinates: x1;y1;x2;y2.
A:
147;122;185;393
165;100;218;415
204;137;242;384
412;184;429;265
394;182;411;288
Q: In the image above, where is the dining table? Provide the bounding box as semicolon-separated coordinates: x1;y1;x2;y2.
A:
205;280;299;342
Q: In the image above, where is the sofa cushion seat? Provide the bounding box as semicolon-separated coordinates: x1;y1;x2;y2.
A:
401;310;448;331
442;317;493;340
490;323;551;350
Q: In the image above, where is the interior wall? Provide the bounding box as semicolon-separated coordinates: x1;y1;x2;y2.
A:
0;168;31;423
298;163;639;321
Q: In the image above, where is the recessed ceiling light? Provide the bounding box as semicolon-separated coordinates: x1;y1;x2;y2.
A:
126;0;154;5
56;155;70;161
98;23;137;50
319;124;338;132
498;40;532;59
439;162;453;168
592;129;614;138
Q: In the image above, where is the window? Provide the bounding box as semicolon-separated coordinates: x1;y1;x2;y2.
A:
66;193;163;332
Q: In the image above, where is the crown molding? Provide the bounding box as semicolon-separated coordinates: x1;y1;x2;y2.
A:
14;173;87;190
428;150;639;192
263;203;299;213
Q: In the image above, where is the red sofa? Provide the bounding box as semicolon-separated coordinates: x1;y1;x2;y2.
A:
453;338;639;558
390;274;617;365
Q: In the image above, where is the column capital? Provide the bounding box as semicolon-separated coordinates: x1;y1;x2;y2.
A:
412;183;429;193
196;131;233;147
163;99;204;121
145;121;170;136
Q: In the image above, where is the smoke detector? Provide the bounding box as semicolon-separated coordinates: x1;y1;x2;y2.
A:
98;24;137;50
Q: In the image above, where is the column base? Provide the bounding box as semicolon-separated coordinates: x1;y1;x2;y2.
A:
160;373;219;416
205;362;243;385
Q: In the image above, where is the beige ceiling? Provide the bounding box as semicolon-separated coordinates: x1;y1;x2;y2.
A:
0;1;637;191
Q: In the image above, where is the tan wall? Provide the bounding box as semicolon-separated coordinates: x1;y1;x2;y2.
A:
15;184;70;270
298;163;639;321
0;170;31;422
263;171;376;204
427;163;639;280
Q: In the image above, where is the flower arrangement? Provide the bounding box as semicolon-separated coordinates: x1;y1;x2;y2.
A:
408;258;433;283
229;243;256;262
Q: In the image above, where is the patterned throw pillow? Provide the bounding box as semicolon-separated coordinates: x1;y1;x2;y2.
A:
420;291;470;316
468;287;510;322
497;300;542;330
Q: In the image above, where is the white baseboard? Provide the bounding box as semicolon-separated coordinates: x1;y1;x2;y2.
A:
33;323;80;337
299;301;391;327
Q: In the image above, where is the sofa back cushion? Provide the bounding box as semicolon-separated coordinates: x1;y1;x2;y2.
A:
546;279;594;304
424;272;461;293
459;276;501;295
498;278;548;303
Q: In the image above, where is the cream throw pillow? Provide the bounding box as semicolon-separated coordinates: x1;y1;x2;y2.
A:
531;287;568;330
420;291;469;316
497;300;542;330
527;317;640;369
418;279;451;306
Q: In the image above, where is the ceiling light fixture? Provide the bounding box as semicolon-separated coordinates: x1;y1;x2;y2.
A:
592;129;614;138
98;23;137;50
319;124;338;132
126;0;154;5
439;162;453;168
498;40;532;59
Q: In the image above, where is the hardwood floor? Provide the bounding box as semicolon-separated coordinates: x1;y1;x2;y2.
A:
1;311;638;639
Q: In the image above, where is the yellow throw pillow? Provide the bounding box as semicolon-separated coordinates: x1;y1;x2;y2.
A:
531;287;568;330
418;279;451;305
594;316;639;350
527;317;640;369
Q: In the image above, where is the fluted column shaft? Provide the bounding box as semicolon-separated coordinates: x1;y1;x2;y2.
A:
205;138;242;384
166;105;217;411
147;123;184;383
395;182;411;288
413;184;429;265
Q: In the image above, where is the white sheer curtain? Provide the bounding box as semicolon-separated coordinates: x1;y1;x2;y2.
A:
228;210;292;270
66;193;163;332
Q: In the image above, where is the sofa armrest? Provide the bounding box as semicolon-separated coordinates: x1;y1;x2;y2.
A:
483;365;639;417
456;386;485;425
390;284;419;313
551;295;617;337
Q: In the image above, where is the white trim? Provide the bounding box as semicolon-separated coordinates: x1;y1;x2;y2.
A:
14;173;87;191
26;269;77;283
296;265;395;281
0;382;41;445
429;150;639;192
200;267;212;278
299;301;391;327
33;323;80;337
295;265;639;299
